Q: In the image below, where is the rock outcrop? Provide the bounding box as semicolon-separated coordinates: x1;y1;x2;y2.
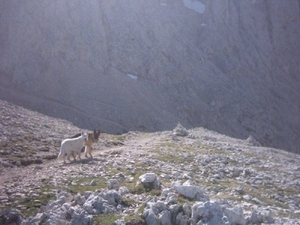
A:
1;102;300;224
0;1;299;153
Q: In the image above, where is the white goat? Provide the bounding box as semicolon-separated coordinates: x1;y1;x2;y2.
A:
58;132;88;163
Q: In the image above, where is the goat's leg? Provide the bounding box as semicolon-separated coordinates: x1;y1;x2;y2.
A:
72;151;76;161
77;149;81;160
67;151;72;161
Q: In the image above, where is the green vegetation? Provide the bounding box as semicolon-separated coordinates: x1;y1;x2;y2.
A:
119;168;161;196
177;194;196;205
18;185;56;217
124;213;146;224
120;196;136;207
93;213;121;225
66;176;107;194
277;210;300;220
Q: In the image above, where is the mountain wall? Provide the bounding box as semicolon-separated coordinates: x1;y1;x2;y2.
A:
0;0;299;153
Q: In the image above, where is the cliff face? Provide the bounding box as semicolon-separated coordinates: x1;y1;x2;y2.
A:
0;0;299;153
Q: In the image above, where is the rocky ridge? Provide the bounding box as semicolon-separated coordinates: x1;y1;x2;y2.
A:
0;100;300;224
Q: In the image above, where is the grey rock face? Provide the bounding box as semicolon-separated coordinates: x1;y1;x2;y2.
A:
192;202;222;225
82;193;103;215
107;179;120;191
0;209;24;225
0;1;299;153
139;173;161;190
173;180;209;201
22;190;122;224
173;123;189;137
143;196;249;225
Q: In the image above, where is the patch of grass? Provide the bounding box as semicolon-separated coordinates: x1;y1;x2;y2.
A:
125;182;161;196
112;134;125;142
93;213;121;225
120;168;145;193
124;213;146;225
128;184;146;195
153;152;184;164
212;180;279;207
177;194;196;205
213;193;242;202
254;195;288;209
277;210;300;220
150;140;230;166
208;178;295;210
243;183;293;209
243;151;255;158
118;167;162;196
106;169;123;178
147;189;161;196
280;186;299;198
208;179;248;202
158;141;178;148
190;142;228;155
19;185;56;217
151;145;195;164
121;196;136;207
136;202;146;215
104;134;125;146
66;176;107;194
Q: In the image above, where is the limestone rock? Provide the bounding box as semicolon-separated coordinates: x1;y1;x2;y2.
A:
191;201;229;225
246;135;261;147
172;123;189;137
0;209;24;225
224;207;246;225
108;179;120;190
100;190;121;207
82;193;103;215
139;173;161;190
173;180;209;201
68;205;93;225
158;210;172;225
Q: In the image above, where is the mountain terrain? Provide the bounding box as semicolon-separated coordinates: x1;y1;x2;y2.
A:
0;100;300;224
0;0;300;154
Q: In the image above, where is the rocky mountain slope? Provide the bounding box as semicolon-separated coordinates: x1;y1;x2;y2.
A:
0;0;299;154
1;100;300;224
